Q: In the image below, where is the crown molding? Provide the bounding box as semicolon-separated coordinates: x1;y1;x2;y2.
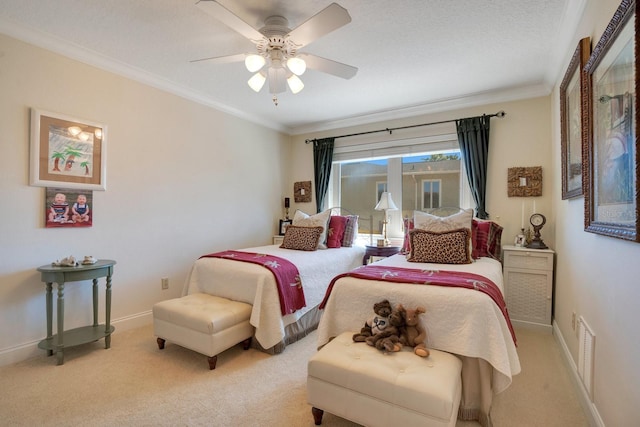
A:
0;17;290;134
545;0;589;86
0;13;564;138
290;82;553;136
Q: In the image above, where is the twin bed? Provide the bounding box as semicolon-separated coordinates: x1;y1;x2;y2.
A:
182;243;365;353
182;208;365;353
179;207;520;425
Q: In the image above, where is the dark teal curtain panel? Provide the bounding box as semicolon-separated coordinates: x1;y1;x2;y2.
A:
456;115;490;219
313;137;335;213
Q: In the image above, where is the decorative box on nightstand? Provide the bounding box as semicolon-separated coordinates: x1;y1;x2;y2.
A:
273;235;284;245
502;245;555;330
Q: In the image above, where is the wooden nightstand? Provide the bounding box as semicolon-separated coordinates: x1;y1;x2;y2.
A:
502;245;554;330
363;245;401;265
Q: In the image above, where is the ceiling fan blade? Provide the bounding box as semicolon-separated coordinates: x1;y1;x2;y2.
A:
196;0;264;41
287;3;352;47
299;53;358;79
190;53;246;64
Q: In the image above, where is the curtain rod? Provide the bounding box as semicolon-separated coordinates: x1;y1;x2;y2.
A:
304;110;506;144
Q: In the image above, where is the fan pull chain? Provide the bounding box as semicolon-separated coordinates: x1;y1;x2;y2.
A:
272;95;279;106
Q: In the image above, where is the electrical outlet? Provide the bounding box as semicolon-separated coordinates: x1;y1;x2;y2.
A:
571;311;576;330
161;277;169;290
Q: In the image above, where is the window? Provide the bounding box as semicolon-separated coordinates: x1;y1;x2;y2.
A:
329;149;469;239
422;179;441;209
376;182;388;204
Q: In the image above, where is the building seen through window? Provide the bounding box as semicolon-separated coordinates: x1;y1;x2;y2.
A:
330;150;465;238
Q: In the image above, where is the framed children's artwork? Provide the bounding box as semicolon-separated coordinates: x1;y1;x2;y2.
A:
45;187;93;228
279;219;292;236
583;0;639;242
30;109;107;191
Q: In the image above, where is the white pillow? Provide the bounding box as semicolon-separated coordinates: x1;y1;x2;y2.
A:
292;209;331;249
413;208;473;254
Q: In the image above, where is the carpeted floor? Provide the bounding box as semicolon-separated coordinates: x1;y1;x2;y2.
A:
0;324;588;426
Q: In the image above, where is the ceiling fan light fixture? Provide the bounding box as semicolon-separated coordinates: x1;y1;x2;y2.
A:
287;74;304;94
286;57;306;76
244;54;265;72
247;72;266;92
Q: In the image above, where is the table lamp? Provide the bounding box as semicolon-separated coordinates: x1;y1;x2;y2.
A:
374;192;398;246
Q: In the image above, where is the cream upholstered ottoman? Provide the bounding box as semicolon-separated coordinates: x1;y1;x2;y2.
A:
307;332;462;427
153;293;254;370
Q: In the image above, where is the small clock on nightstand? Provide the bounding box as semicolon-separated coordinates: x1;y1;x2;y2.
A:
526;213;548;249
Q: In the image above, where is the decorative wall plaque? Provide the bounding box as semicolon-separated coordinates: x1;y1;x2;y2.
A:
508;166;542;197
294;181;312;202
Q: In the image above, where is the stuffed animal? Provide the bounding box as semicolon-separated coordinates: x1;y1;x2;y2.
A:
368;305;405;353
398;304;430;357
352;299;393;342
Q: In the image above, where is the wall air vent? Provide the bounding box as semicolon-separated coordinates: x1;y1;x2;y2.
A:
577;316;595;401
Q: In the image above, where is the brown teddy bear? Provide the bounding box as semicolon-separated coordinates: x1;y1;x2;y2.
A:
398;304;430;357
352;299;393;342
367;305;405;353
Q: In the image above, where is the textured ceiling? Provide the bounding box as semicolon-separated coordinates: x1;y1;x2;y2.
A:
0;0;581;134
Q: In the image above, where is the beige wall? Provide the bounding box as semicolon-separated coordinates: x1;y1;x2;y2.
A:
550;1;640;426
0;34;291;363
2;0;640;423
292;96;554;247
291;2;640;425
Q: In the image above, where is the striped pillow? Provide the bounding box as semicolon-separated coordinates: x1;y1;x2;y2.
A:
341;215;359;247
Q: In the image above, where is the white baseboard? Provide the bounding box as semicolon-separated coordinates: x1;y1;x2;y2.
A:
512;319;552;333
552;320;605;427
0;310;152;367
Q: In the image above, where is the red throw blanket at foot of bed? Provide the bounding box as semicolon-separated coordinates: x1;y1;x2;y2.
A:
200;250;306;315
320;264;516;344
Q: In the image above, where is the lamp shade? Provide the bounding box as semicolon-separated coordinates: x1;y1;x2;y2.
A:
374;192;398;211
247;72;266;92
287;74;304;94
286;57;306;75
245;54;265;72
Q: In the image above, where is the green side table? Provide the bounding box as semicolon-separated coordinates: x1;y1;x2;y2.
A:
36;259;116;365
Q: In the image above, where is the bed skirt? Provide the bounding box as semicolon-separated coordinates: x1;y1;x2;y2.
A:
250;305;322;355
458;356;494;427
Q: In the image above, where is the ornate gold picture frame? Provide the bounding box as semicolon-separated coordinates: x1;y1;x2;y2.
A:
560;37;591;200
583;0;638;242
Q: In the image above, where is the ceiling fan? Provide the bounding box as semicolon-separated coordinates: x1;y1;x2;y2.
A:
193;1;358;105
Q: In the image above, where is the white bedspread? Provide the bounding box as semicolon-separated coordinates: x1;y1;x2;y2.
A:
317;254;521;394
183;244;365;350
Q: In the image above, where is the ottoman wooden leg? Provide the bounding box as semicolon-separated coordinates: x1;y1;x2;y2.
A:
157;337;166;350
242;337;252;350
312;407;324;425
207;355;218;370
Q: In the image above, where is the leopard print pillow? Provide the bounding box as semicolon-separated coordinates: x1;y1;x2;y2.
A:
407;228;472;264
280;226;324;251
